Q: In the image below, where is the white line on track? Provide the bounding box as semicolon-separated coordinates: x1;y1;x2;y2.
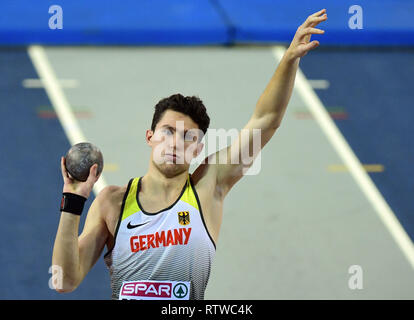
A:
272;46;414;270
28;45;107;195
22;78;79;89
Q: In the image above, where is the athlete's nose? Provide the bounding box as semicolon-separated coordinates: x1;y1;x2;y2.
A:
170;131;185;150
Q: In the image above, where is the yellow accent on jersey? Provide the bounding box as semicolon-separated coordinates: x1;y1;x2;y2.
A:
121;175;199;222
181;175;199;211
121;177;140;221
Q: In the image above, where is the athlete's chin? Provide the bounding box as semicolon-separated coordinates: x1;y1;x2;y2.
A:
155;161;189;178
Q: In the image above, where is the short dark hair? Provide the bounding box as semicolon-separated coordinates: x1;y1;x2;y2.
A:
151;93;210;136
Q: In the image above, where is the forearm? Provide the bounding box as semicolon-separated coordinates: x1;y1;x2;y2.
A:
253;50;300;127
253;9;327;128
52;212;82;292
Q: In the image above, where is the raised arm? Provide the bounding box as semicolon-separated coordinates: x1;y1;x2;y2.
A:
215;9;328;198
52;157;108;292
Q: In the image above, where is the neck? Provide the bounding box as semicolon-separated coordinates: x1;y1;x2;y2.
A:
142;157;189;198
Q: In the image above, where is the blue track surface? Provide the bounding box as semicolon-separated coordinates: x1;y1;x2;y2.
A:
0;49;110;299
1;46;413;299
0;0;229;45
300;48;414;243
216;0;414;45
0;0;413;45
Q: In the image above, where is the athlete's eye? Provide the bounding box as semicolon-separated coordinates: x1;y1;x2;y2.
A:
184;133;196;142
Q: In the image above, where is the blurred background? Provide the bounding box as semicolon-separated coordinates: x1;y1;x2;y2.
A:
1;0;413;299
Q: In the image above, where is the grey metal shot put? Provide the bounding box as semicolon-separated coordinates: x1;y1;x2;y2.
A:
64;142;104;182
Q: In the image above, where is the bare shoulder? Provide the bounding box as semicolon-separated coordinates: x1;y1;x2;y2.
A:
95;184;128;216
191;153;223;199
93;183;129;235
98;183;127;202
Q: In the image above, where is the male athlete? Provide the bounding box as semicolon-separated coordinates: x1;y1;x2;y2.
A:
53;9;327;300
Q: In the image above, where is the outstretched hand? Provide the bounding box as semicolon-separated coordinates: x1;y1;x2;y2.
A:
286;9;328;59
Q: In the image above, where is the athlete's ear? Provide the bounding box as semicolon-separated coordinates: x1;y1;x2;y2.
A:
146;129;154;146
195;142;204;157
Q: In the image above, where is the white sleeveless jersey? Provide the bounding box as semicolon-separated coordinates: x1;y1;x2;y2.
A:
104;173;216;300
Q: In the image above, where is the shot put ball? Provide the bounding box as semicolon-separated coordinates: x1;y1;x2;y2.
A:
64;142;104;182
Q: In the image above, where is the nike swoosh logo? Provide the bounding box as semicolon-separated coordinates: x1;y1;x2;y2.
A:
127;221;150;229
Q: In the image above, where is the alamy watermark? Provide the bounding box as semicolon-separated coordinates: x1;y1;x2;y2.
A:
348;265;363;290
48;265;63;290
348;5;363;30
49;5;63;30
152;121;262;175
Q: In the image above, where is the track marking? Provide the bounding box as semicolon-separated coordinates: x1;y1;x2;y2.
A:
328;164;385;173
308;79;330;90
295;106;348;120
272;46;414;269
22;78;79;89
28;45;107;195
36;106;92;119
103;163;120;172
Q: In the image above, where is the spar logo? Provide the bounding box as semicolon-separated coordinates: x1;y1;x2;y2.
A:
119;280;190;300
173;283;188;298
